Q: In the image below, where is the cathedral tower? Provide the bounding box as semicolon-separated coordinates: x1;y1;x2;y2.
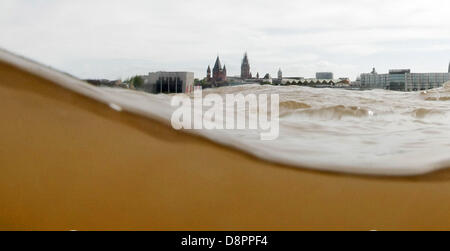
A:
210;56;227;82
241;52;251;79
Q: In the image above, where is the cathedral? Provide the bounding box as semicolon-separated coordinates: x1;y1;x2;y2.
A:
206;52;254;82
241;52;252;79
207;56;227;82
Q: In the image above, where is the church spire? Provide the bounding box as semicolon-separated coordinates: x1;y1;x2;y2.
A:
214;56;222;71
241;52;251;79
243;52;249;64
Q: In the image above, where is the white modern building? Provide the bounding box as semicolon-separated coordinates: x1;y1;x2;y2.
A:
360;65;450;91
360;68;389;89
142;72;194;94
405;73;450;91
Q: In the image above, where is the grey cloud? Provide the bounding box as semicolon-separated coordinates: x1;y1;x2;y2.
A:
1;0;449;80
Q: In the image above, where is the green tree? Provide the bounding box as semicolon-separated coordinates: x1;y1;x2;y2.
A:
130;76;144;89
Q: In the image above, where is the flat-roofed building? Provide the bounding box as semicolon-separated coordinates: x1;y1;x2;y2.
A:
142;72;194;94
316;72;334;80
405;73;450;91
388;69;411;91
360;66;450;91
361;74;389;89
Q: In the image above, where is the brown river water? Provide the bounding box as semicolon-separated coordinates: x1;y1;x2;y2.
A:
100;83;450;176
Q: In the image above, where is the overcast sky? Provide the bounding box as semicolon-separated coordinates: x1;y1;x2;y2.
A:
1;0;450;80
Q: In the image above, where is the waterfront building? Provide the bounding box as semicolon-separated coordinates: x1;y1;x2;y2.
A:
142;72;194;94
405;72;450;91
353;77;361;87
316;72;334;80
278;68;283;81
241;53;252;79
360;66;450;91
338;78;351;85
388;69;411;91
360;68;389;89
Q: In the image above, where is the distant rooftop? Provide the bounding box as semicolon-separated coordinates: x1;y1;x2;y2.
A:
389;69;411;74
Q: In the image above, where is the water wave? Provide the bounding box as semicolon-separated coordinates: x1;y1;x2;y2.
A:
279;100;311;110
412;108;445;119
99;84;450;176
422;82;450;101
294;105;372;120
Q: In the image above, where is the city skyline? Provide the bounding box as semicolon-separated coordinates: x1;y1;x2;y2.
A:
1;0;450;80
